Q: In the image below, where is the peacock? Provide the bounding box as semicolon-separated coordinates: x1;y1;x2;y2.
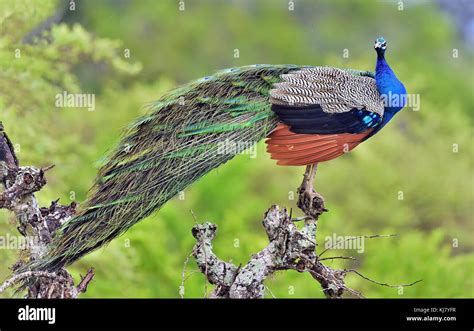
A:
22;37;406;272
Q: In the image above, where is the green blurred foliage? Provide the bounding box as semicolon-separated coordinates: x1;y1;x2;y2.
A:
0;0;472;298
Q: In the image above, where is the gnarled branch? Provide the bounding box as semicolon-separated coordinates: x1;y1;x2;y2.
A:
191;205;351;298
0;123;93;298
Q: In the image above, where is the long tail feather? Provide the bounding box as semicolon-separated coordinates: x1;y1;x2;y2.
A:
21;64;302;272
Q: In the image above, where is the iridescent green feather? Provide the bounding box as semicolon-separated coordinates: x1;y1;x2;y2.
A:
25;64;304;270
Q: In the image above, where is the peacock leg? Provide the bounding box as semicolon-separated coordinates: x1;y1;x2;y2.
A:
297;163;327;220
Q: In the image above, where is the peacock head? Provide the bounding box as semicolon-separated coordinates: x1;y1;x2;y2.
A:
374;37;387;55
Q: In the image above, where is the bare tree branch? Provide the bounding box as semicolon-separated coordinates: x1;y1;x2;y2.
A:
0;123;93;298
191;205;353;298
0;271;59;293
345;269;422;288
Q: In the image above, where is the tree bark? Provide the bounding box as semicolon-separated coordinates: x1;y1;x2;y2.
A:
0;123;94;298
191;205;352;298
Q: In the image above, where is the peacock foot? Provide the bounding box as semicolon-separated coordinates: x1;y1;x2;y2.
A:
297;187;327;220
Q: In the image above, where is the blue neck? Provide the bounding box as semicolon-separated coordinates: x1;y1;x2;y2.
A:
372;51;406;134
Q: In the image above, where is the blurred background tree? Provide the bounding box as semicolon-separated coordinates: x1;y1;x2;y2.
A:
0;0;472;298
